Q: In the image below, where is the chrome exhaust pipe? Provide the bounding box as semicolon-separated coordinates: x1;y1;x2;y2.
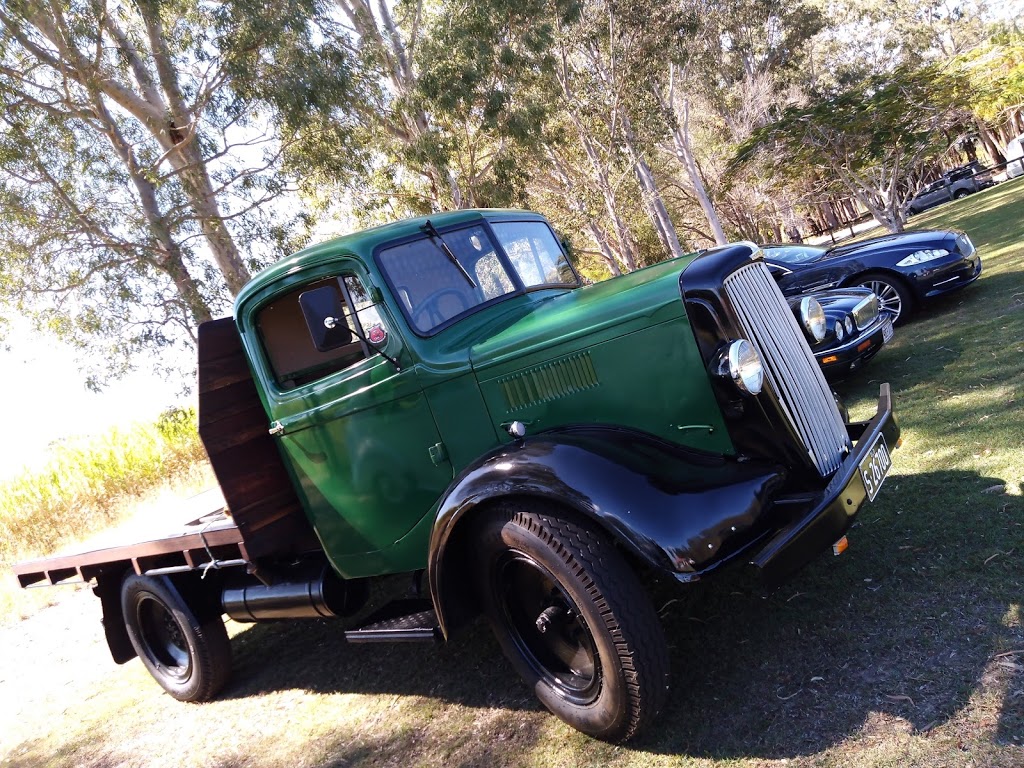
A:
222;563;357;622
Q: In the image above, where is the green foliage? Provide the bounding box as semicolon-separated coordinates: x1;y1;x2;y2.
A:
733;64;967;231
0;407;207;566
954;33;1024;124
0;0;309;384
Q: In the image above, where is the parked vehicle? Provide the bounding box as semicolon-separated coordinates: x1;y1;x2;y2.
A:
14;210;900;743
762;229;981;325
906;166;987;215
1005;134;1024;179
787;288;893;379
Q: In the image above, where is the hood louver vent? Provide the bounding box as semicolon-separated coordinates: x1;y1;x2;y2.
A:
498;352;600;413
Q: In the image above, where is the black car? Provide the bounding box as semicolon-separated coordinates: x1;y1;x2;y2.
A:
762;229;981;324
786;288;893;380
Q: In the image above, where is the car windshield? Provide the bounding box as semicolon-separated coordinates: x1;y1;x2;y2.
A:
762;245;827;265
377;221;577;335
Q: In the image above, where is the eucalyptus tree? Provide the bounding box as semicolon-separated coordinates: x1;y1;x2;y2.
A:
735;66;967;232
0;0;310;382
307;0;569;217
650;0;824;245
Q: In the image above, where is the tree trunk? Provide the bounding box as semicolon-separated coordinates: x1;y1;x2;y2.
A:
90;92;215;325
583;221;623;277
659;75;727;245
977;121;1004;163
617;113;684;261
578;134;639;272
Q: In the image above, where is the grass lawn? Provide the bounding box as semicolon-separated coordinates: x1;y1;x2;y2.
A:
2;181;1022;767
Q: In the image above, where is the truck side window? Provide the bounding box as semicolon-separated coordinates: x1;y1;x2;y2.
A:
257;275;384;390
491;222;576;287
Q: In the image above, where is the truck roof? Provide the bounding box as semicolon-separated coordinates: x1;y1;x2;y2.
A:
235;208;547;314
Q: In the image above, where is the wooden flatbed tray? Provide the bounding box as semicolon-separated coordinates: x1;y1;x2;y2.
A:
12;489;250;588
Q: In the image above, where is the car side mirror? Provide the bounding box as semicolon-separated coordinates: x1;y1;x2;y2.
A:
299;285;353;351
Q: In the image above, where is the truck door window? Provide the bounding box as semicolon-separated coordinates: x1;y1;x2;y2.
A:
257;275;385;390
491;221;577;287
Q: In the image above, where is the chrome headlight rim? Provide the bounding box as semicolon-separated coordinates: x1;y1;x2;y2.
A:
715;338;764;396
799;297;827;342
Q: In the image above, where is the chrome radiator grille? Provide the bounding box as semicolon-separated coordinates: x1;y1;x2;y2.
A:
724;261;851;476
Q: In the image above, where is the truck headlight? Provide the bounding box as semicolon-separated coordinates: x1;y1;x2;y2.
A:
896;248;949;267
715;339;763;395
799;297;826;342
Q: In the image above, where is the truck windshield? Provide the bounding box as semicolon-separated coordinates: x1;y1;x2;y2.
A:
378;221;577;335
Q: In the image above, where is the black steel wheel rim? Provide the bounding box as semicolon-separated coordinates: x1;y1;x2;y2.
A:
137;595;191;681
495;551;601;704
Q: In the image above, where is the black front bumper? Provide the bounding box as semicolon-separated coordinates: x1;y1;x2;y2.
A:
816;318;891;380
747;384;900;586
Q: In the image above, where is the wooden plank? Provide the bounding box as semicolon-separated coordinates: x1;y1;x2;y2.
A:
233;494;306;534
12;524;245;582
197;317;241;363
199;404;271;455
207;444;295;512
196;314;318;563
199;351;254;392
198;380;263;423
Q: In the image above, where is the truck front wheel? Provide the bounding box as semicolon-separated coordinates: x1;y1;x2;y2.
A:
121;574;231;702
473;503;669;742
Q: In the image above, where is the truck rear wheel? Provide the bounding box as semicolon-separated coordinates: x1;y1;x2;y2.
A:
473;503;669;742
121;574;231;702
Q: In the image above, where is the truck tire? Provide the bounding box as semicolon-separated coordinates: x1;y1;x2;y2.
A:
121;574;231;702
855;271;913;325
953;189;969;199
473;503;670;742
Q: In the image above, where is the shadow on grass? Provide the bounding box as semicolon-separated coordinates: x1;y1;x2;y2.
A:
210;470;1022;762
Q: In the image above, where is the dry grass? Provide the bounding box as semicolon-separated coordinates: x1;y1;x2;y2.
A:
0;407;213;623
2;183;1023;767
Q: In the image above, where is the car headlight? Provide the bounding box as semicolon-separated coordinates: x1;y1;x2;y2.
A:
896;248;949;267
714;339;764;395
834;321;846;342
799;297;826;342
845;316;854;335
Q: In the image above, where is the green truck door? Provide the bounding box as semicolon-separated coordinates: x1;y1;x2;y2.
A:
255;271;455;577
277;357;454;574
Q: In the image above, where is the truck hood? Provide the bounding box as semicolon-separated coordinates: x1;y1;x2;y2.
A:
469;256;697;372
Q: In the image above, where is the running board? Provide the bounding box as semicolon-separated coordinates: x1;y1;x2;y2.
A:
343;599;441;643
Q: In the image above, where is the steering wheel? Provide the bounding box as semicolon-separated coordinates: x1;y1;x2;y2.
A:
410;288;472;330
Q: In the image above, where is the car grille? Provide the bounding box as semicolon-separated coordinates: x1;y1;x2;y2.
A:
724;261;851;476
956;233;975;257
852;294;880;331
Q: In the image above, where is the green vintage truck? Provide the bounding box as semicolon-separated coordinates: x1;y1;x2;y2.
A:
14;209;899;742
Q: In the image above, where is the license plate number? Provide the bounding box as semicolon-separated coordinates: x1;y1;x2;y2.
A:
859;435;891;502
882;317;894;343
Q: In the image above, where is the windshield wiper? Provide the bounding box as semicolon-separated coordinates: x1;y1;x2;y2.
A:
422;220;476;288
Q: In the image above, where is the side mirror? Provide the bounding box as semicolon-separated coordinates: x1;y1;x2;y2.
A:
299;286;353;351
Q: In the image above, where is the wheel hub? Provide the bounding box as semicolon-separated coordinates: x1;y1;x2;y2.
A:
497;552;600;702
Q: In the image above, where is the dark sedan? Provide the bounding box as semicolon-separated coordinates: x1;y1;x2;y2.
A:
786;288;893;380
763;229;981;324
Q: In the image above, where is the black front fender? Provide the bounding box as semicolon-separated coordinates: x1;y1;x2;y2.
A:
428;426;787;637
